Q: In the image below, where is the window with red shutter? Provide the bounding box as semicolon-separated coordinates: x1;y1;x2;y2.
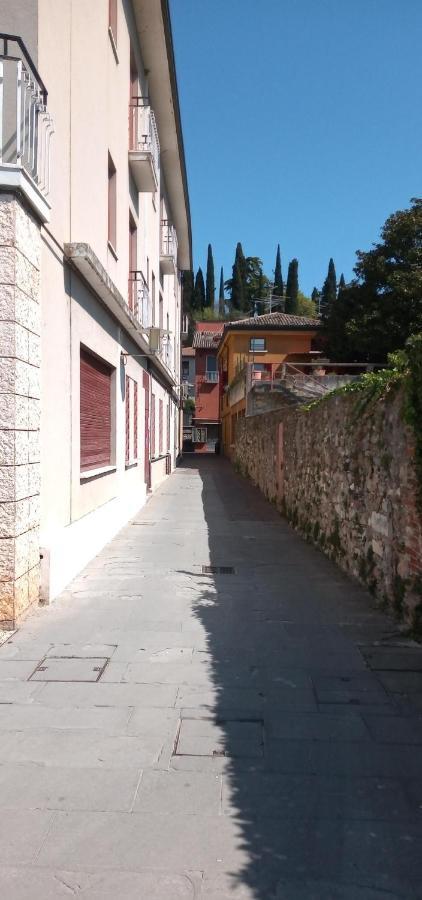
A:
80;349;113;472
133;381;138;459
124;375;139;466
151;394;156;457
159;399;163;455
125;374;130;465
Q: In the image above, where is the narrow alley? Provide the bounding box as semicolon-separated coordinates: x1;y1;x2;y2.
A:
0;457;421;899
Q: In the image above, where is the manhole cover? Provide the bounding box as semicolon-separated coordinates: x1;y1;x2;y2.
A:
28;656;110;682
174;717;264;758
201;565;235;575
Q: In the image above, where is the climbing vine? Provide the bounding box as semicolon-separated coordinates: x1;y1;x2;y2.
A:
303;332;422;512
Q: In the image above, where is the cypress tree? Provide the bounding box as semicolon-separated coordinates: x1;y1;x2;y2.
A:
193;267;205;310
182;270;194;311
273;244;283;297
285;259;299;314
218;267;225;317
230;242;247;311
205;244;215;308
338;273;346;294
320;258;337;317
311;286;320;315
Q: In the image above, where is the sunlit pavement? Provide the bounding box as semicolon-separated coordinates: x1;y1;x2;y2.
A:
0;456;421;899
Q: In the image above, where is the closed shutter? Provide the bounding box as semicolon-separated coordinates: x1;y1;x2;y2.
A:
133;381;138;459
80;349;112;472
159;399;163;455
151;393;156;457
125;374;130;464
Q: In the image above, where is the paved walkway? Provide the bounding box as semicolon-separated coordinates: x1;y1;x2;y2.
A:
0;457;422;899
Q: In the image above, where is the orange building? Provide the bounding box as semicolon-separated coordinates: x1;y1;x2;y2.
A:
191;322;224;452
217;312;320;456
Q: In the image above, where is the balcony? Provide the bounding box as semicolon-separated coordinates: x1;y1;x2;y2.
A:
128;270;152;332
128;99;159;192
160;219;178;273
204;371;219;384
0;33;54;222
161;337;173;373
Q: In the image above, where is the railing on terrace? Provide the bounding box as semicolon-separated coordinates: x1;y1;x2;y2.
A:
160;219;178;263
129;98;160;173
248;361;381;402
204;371;219;383
0;33;54;203
128;270;152;331
160;337;173;373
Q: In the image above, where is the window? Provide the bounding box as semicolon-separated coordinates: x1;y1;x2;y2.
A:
252;363;266;372
109;0;117;45
80;349;113;472
182;360;190;380
167;402;171;453
159;398;163;455
206;355;217;372
125;375;138;466
193;427;207;444
151;393;156;457
250;338;266;352
108;153;117;252
152;271;156;327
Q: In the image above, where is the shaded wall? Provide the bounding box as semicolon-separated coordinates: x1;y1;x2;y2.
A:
234;387;422;627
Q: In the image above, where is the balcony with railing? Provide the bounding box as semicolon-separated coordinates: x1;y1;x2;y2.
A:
0;34;54;222
128;270;152;332
160;336;173;373
128;98;159;192
204;370;219;384
160;219;178;273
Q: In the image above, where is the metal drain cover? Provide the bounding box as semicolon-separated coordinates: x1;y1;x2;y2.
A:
29;656;110;682
201;565;235;575
174;717;264;758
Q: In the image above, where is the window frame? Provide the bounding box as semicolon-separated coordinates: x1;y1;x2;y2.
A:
249;337;266;352
80;348;114;477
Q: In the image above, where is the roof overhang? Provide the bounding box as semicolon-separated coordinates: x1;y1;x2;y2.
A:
132;0;192;270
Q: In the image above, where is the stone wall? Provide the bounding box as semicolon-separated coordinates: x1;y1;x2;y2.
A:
234;388;422;627
0;194;41;627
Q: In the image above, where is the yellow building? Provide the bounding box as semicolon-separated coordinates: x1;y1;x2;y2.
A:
217;312;320;456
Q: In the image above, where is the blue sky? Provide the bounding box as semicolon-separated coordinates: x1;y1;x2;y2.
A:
170;0;422;300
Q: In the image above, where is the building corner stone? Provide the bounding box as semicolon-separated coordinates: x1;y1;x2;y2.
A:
0;193;41;627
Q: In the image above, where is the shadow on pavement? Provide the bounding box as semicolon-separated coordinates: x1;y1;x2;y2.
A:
176;454;421;900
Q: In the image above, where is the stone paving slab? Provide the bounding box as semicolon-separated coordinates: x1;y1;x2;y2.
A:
0;457;421;897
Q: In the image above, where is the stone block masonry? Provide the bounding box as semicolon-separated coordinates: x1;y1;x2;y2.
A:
234;387;422;627
0;194;41;627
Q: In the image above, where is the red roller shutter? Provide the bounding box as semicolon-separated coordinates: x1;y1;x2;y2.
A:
80;349;112;472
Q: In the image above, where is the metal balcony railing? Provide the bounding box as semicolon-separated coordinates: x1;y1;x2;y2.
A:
128;270;152;331
160;219;178;264
205;371;219;383
161;337;173;372
129;98;159;177
0;34;54;215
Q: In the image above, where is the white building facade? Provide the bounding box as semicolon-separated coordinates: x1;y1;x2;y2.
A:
0;0;191;626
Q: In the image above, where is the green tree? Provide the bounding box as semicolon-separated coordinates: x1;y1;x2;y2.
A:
338;273;346;294
226;242;247;311
311;286;320;315
182;270;194;311
218;267;225;317
320;258;337;317
246;257;270;312
296;291;317;317
285;259;299;313
324;198;422;362
193;267;205;310
205;244;215;308
273;244;283;297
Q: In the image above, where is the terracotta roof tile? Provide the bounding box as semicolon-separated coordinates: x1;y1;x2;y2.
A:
225;312;320;330
192;329;224;349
